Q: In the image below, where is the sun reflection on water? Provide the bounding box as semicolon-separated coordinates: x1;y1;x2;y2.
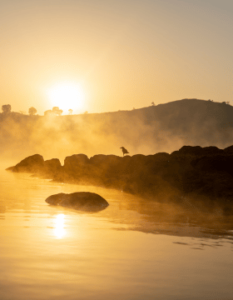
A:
54;214;66;239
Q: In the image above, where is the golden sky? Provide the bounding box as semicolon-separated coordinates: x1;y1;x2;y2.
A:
0;0;232;114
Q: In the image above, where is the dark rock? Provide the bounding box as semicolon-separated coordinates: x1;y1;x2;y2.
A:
6;166;14;171
152;152;170;161
90;155;123;175
202;146;224;155
192;155;233;177
6;154;44;173
44;159;61;174
62;154;90;183
45;192;109;212
177;145;203;156
7;145;233;211
224;145;233;154
64;154;89;169
172;145;223;157
90;154;121;166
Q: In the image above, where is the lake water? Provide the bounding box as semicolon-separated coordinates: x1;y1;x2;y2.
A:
1;164;233;300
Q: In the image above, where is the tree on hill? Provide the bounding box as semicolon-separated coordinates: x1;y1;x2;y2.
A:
2;104;11;114
44;107;63;116
29;107;37;116
52;106;63;116
44;110;52;116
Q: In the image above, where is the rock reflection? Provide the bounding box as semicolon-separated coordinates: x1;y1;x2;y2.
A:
107;195;233;244
54;214;66;239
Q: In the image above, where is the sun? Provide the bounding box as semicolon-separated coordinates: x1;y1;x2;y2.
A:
47;82;85;112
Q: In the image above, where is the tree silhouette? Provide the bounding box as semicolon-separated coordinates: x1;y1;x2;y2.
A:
52;106;63;116
29;107;37;116
2;104;11;114
68;109;73;115
44;110;52;116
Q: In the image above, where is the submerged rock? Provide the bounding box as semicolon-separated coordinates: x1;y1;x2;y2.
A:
45;192;109;212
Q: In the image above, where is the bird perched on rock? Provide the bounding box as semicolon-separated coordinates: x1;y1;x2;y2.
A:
120;147;129;156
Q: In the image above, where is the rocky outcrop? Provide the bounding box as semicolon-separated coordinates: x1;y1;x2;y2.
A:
6;155;62;177
44;159;62;176
6;154;44;173
45;192;109;212
7;145;233;212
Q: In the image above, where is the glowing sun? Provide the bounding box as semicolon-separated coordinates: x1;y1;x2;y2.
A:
47;82;85;112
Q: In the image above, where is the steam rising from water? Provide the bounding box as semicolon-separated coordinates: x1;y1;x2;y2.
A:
0;99;233;161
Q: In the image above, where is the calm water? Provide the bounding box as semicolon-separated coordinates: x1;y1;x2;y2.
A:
1;165;233;300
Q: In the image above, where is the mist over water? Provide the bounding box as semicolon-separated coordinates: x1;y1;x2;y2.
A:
0;0;232;296
2;100;233;299
1;99;233;162
1;168;233;300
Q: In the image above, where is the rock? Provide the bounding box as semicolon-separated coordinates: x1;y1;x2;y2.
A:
90;154;122;166
44;158;61;174
173;145;223;156
6;154;44;173
6;145;233;211
224;145;233;154
64;154;89;170
90;154;123;178
175;145;203;156
152;152;170;161
45;192;109;212
63;154;89;181
191;155;233;176
202;146;224;155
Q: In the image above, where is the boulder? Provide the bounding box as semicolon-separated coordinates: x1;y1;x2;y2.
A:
191;155;233;177
90;154;123;175
202;146;224;155
176;145;203;156
152;152;170;161
64;154;89;169
63;154;90;182
90;154;121;167
6;154;44;173
173;145;223;156
45;192;109;212
44;158;61;174
224;145;233;154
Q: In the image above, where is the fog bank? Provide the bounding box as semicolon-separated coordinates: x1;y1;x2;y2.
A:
1;99;233;161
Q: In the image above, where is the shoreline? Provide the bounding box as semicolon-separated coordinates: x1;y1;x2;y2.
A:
7;145;233;214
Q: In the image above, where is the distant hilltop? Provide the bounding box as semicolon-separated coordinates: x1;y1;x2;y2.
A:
1;99;233;159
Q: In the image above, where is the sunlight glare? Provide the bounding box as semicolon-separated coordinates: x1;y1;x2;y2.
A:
47;82;85;112
54;214;66;239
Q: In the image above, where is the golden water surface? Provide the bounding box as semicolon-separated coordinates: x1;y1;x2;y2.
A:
0;165;233;300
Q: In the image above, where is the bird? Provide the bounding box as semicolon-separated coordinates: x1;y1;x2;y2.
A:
120;147;129;156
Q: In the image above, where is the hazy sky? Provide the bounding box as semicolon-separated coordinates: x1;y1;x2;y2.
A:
0;0;232;114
